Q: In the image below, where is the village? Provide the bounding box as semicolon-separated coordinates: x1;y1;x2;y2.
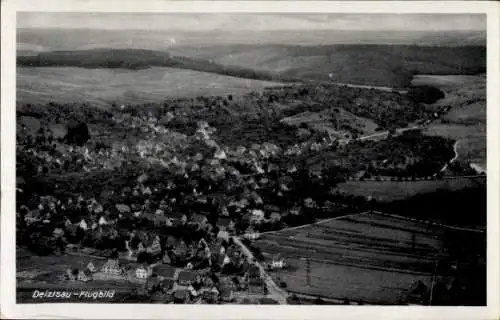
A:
16;84;481;305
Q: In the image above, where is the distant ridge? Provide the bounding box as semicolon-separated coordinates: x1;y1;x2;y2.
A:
17;44;486;88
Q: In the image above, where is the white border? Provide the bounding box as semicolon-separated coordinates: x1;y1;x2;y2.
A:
2;1;499;319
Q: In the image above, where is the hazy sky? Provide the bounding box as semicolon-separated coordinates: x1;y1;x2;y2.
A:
18;13;486;31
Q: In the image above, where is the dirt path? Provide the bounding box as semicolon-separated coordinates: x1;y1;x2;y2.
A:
439;140;459;173
232;236;288;305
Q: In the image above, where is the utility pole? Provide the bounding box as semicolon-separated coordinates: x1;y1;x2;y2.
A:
429;259;439;305
300;257;311;287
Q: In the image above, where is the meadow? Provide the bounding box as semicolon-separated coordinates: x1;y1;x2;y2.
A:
17;67;284;107
334;177;485;202
254;212;454;304
415;74;486;170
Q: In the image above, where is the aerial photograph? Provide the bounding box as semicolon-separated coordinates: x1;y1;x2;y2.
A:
16;12;486;305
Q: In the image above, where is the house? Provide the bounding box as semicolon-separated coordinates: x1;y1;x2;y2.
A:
159;279;175;292
153;214;171;227
172;240;189;258
190;214;208;228
271;254;285;269
78;269;92;282
251;209;265;219
147;236;162;256
87;262;97;273
154;265;177;280
101;259;123;275
24;209;41;224
115;204;131;214
217;230;230;241
53;227;64;238
216;217;235;231
269;212;281;223
98;216;108;226
211;241;226;255
78;219;88;231
65;268;78;281
219;286;233;302
146;277;162;293
173;289;191;303
177;270;200;286
136;265;152;279
244;227;260;240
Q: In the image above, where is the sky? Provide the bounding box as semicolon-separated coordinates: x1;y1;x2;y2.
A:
17;13;486;32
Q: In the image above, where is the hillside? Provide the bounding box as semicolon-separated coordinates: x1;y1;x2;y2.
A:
16;48;283;82
17;45;485;88
194;44;486;87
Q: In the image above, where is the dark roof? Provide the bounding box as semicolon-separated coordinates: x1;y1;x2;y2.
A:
154;265;176;279
190;214;208;224
173;289;190;300
160;279;175;289
217;217;233;227
178;270;197;283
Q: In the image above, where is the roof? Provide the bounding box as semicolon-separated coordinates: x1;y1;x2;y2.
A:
101;259;120;270
178;270;197;283
160;279;175;289
190;214;208;224
173;289;190;300
217;217;233;227
153;265;176;279
217;231;229;239
270;212;281;220
115;204;131;213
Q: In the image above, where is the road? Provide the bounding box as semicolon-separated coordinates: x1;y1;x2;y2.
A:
439;140;459;173
232;236;288;305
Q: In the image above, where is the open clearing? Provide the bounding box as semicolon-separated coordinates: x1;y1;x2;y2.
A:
411;74;486;170
17;67;284;107
253;212;469;304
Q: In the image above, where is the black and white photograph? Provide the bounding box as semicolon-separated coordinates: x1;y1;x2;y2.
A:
1;1;499;319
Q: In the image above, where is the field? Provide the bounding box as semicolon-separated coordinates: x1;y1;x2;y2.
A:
16;248;139;303
415;74;486;170
334;177;485;202
281;107;380;138
253;212;464;304
17;66;284;107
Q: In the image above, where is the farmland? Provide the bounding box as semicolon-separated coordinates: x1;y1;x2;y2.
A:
17;66;285;107
334;176;485;202
416;74;486;170
253;212;481;304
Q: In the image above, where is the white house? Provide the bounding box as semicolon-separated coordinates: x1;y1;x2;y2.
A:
98;216;108;226
244;227;260;240
271;254;285;269
79;219;88;231
87;262;97;273
135;266;150;279
214;149;227;160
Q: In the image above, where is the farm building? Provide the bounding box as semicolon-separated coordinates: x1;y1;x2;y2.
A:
135;265;151;279
244;227;260;240
100;258;123;275
78;269;92;282
271;254;285;269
